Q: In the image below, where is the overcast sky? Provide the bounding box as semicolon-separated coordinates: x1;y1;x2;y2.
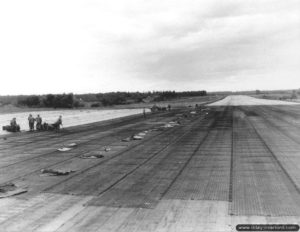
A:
0;0;299;95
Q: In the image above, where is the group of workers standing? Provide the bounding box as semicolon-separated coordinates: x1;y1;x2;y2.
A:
27;114;42;131
10;114;63;132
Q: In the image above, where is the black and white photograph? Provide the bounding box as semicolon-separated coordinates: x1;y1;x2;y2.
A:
0;0;299;231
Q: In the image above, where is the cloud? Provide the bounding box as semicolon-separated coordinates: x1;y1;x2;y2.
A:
0;0;299;94
108;0;300;90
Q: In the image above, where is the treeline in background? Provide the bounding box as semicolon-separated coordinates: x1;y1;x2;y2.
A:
0;91;207;108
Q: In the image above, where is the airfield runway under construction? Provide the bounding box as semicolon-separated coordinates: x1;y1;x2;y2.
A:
0;96;299;232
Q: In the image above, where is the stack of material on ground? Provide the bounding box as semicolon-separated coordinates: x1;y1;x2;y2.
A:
80;152;104;159
67;143;77;147
122;130;150;142
104;147;111;152
162;121;181;128
57;147;72;152
2;125;20;132
40;169;75;176
132;135;143;140
0;183;27;198
57;143;77;152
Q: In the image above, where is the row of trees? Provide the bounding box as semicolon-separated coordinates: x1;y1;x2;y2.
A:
90;91;207;106
17;93;82;108
1;91;207;108
151;91;207;101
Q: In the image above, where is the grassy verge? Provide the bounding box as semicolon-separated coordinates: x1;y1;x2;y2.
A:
0;95;221;114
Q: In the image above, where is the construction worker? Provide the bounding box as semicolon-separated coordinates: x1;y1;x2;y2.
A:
52;115;62;130
10;118;17;128
36;114;42;130
9;118;20;132
28;114;35;131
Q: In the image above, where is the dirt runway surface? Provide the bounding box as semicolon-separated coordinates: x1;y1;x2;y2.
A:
0;108;149;136
208;95;300;106
0;97;300;231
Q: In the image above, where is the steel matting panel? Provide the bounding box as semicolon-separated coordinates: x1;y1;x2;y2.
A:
231;109;300;217
162;113;233;201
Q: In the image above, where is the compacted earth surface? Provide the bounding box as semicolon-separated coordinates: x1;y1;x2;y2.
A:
0;108;149;136
0;95;299;232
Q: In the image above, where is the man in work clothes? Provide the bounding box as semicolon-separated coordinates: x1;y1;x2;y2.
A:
52;115;62;130
10;118;20;132
28;114;35;131
36;114;42;130
10;118;17;128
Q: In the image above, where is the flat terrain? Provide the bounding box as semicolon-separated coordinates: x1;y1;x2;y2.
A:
0;108;149;135
0;96;300;232
209;95;300;106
